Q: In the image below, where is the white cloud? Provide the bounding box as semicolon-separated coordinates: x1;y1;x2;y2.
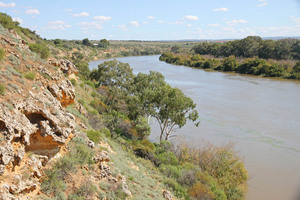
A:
186;24;192;27
117;25;128;31
170;21;184;25
225;19;248;26
78;21;103;30
0;1;15;7
292;18;300;24
129;21;140;26
47;20;71;30
258;0;267;2
147;16;155;20
93;16;112;21
25;9;40;15
213;8;229;12
183;15;198;21
73;12;89;17
190;25;300;39
158;20;163;23
257;2;268;7
12;17;23;24
65;8;72;12
143;21;150;24
208;23;221;27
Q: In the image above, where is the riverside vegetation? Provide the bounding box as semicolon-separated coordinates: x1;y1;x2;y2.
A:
0;12;248;199
160;36;300;80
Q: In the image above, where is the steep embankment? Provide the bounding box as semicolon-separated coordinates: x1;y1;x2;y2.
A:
0;25;77;198
0;24;175;199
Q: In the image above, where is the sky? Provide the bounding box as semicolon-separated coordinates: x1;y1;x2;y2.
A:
0;0;299;40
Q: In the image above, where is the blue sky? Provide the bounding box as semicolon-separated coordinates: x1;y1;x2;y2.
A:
0;0;299;40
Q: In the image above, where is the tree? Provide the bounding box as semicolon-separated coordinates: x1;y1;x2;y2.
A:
91;61;199;141
127;71;167;121
90;60;134;88
238;36;262;57
152;85;199;141
54;39;62;45
171;45;181;53
82;38;92;46
98;39;110;48
222;56;238;71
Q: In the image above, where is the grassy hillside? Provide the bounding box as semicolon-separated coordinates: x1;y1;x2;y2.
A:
0;12;248;200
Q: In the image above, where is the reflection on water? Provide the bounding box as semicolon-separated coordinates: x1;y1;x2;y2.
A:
90;55;300;200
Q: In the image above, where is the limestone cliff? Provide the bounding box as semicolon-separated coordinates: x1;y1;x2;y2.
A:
0;27;78;199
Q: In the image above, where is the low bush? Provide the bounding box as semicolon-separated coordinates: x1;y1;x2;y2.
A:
23;72;36;80
70;78;76;86
0;83;5;95
0;48;5;60
28;43;50;59
41;137;94;195
87;129;101;143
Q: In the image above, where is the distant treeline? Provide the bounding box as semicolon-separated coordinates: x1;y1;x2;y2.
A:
192;36;300;60
159;52;300;80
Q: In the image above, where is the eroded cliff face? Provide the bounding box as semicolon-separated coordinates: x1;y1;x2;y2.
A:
0;28;78;199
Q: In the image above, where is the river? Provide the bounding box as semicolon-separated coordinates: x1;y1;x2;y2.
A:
89;55;300;200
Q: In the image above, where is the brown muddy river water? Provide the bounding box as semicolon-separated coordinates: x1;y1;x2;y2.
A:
90;55;300;200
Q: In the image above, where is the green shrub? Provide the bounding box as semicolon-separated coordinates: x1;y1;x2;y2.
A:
70;137;94;165
87;129;101;143
164;178;188;198
70;78;76;86
23;72;36;80
100;127;111;138
0;13;17;30
0;48;5;60
28;43;50;59
0;84;5;95
73;180;97;199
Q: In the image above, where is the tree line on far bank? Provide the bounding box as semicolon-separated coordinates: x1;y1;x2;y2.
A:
192;36;300;60
160;52;300;80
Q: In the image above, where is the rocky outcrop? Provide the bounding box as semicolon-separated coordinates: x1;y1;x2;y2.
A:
0;87;76;176
163;190;174;200
0;175;38;200
48;79;75;107
48;59;78;75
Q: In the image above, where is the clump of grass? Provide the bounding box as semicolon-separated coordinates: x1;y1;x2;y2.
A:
23;71;36;80
28;43;50;59
87;129;102;143
41;137;94;196
0;83;5;95
0;48;5;61
70;78;76;86
41;72;51;80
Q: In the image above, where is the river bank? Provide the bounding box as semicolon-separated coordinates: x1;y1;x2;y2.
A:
90;55;300;200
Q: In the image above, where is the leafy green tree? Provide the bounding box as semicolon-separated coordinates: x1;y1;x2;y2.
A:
98;39;110;48
127;71;166;121
238;36;262;57
73;60;90;80
53;39;62;45
258;40;276;59
152;85;199;141
222;56;238;71
82;38;92;46
90;60;134;88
